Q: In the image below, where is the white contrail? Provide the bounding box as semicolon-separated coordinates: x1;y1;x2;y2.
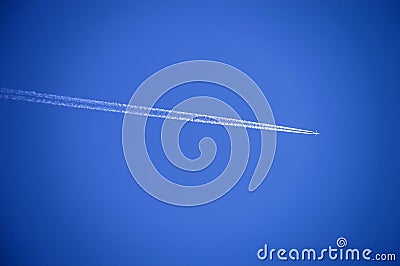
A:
0;88;319;135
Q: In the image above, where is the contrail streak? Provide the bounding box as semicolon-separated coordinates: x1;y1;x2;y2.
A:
0;88;319;135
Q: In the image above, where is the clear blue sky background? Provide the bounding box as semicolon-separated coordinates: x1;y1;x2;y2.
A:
0;1;399;265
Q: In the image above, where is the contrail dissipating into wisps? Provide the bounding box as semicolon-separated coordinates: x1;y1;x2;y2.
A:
0;88;319;135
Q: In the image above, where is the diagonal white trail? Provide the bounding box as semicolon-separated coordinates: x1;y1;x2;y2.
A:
0;88;318;135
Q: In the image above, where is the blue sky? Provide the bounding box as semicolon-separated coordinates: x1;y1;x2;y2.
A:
0;1;399;265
